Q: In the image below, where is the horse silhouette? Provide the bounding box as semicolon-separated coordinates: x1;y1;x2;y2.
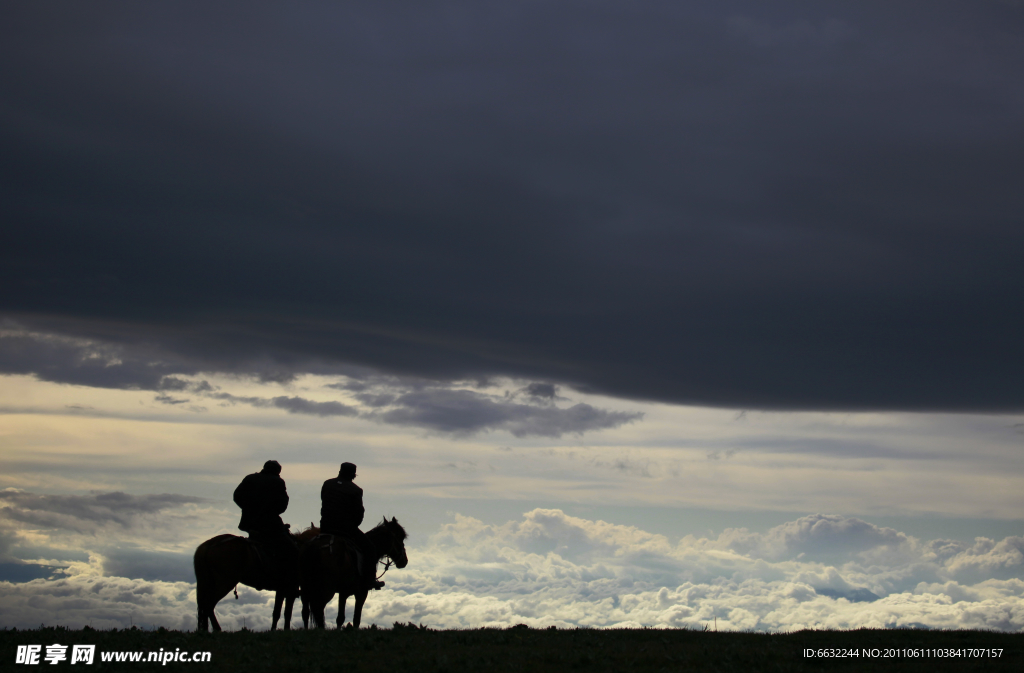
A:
193;527;318;632
300;517;408;629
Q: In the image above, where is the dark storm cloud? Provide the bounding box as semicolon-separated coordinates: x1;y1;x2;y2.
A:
374;388;642;437
268;395;359;417
0;489;208;533
518;383;561;404
154;394;189;405
0;329;190;391
0;320;639;434
2;1;1024;411
0;326;282;392
211;392;359;418
210;383;639;437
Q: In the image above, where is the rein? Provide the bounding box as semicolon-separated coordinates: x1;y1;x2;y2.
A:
377;556;393;580
316;521;400;580
376;524;397;580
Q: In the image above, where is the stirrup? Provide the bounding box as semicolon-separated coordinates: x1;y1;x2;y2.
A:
369;579;385;590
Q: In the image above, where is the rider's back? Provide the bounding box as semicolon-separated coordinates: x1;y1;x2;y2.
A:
320;477;364;534
234;470;288;533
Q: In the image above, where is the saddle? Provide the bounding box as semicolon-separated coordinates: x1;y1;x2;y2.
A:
313;533;359;564
313;534;383;589
246;533;297;591
250;540;278;578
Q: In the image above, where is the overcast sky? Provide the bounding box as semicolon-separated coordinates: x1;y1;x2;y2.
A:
2;1;1023;631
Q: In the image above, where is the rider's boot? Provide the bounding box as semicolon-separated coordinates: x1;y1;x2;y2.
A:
355;550;385;591
366;569;385;591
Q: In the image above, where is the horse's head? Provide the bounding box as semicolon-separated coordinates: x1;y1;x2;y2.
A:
382;517;408;569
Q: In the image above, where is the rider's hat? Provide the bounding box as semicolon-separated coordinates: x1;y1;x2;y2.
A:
340;462;357;479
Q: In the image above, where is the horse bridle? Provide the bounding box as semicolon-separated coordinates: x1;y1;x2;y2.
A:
317;523;399;580
375;523;400;580
376;556;394;580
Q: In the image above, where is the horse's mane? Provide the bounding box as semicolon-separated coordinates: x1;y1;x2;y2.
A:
293;525;321;544
370;517;408;541
294;519;406;542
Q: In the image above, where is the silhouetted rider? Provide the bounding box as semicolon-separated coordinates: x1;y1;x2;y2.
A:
320;462;384;590
233;460;297;586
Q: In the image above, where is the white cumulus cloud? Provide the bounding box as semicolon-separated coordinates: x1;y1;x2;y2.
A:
1;506;1023;632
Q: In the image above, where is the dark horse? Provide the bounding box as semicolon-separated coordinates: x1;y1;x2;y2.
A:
300;517;408;629
193;528;319;632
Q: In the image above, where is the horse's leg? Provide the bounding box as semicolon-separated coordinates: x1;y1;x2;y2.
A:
194;549;210;633
283;594;294;631
301;594;310;629
352;591;367;629
196;580;232;633
316;598;327;629
271;592;283;631
195;568;216;633
195;585;209;633
336;594;348;629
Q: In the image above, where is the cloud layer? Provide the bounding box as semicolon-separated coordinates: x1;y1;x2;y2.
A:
212;375;641;438
3;2;1024;411
367;510;1024;631
0;490;208;534
0;328;641;438
2;499;1022;632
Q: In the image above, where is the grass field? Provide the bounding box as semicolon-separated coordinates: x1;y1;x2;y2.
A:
3;624;1022;672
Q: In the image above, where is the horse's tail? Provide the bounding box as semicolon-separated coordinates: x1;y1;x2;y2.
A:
193;542;210;632
193;536;229;632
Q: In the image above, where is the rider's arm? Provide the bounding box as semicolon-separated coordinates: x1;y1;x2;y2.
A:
232;477;249;509
273;478;289;515
355;491;365;527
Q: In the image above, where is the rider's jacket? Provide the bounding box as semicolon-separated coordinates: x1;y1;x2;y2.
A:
320;476;364;534
233;470;289;533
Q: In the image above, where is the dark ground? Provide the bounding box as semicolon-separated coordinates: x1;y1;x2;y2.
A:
2;624;1022;672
